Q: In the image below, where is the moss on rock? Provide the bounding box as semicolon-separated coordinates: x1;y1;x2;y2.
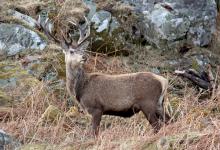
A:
0;61;40;106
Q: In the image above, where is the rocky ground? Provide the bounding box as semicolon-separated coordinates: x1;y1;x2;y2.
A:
0;0;220;149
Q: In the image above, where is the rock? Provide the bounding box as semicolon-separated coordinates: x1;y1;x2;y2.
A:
151;68;160;74
17;44;66;81
143;3;190;49
7;9;39;28
91;10;119;34
158;132;203;149
0;129;21;150
91;10;112;33
0;130;12;147
120;0;217;49
82;1;129;55
165;49;220;71
142;132;205;150
0;23;46;57
0;45;66;105
0;61;40;106
89;10;123;54
0;46;65;109
39;105;63;123
86;0;217;51
8;0;47;17
84;0;97;19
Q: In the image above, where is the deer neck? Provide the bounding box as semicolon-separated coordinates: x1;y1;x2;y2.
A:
66;63;87;101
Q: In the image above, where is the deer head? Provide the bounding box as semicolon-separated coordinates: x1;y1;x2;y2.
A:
63;40;90;68
62;16;90;68
43;16;90;67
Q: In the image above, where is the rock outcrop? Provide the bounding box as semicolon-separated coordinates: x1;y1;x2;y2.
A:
0;23;46;57
120;0;217;49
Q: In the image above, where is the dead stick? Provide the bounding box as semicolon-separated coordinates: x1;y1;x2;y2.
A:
175;70;212;90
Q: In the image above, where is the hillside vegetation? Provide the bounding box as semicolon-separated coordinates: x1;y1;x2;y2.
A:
0;0;220;149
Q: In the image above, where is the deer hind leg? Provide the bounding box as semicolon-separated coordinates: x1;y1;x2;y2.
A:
141;104;161;133
90;108;102;137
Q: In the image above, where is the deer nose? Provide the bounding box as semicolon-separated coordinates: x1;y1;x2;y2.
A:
82;55;87;62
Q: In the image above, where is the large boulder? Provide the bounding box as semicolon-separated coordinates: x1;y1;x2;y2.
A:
81;1;123;54
0;23;46;57
120;0;217;50
0;44;67;106
7;9;39;28
90;10;122;54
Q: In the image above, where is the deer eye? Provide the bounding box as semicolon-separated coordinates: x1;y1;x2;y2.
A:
70;51;75;54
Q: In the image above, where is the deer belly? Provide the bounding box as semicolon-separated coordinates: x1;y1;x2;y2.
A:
101;96;136;111
103;107;140;117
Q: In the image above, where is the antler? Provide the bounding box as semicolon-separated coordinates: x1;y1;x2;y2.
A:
39;18;70;49
68;16;90;46
41;16;90;50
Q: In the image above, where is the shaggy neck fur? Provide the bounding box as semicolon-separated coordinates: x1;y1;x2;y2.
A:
66;63;87;101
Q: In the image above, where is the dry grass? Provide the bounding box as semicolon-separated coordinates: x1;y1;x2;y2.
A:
1;26;220;150
1;55;220;149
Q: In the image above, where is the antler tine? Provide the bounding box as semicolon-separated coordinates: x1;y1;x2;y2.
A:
40;19;61;44
41;20;73;50
68;20;78;27
77;16;90;45
60;30;73;49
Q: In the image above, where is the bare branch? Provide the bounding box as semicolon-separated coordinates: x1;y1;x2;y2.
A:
174;67;215;90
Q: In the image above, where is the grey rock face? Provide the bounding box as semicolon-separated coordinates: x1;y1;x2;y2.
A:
91;10;112;33
0;23;46;57
7;10;39;28
122;0;217;49
84;1;122;54
0;129;21;150
91;10;120;34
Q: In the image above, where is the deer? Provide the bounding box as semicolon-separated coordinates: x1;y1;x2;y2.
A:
43;16;171;136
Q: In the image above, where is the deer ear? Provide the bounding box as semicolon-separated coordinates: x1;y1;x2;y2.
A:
77;41;90;52
62;49;67;54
